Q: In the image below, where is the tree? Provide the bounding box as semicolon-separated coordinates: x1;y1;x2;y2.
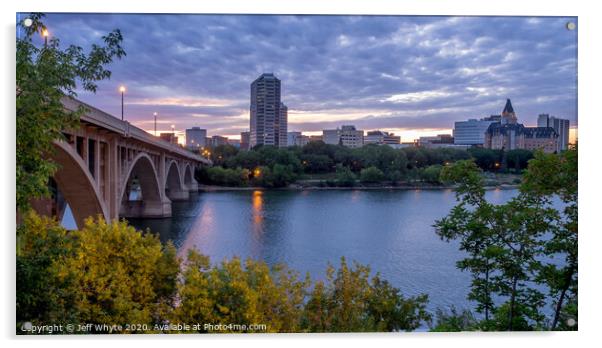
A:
435;148;576;331
420;164;443;184
16;13;125;211
467;147;502;171
359;166;385;183
174;250;310;333
521;147;578;330
302;258;430;332
17;213;180;331
335;164;356;187
430;306;478;332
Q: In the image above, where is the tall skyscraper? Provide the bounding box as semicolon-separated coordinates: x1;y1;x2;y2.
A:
250;73;287;148
279;103;288;147
538;114;570;151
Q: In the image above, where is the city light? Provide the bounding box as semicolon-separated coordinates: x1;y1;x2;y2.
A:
253;168;261;177
119;86;126;121
42;29;49;46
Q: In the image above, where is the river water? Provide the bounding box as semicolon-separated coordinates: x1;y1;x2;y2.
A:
127;188;533;315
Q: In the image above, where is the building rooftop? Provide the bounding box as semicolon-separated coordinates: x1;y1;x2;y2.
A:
502;99;515;114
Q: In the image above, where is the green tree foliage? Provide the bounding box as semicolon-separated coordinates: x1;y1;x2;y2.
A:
210;144;239;166
434;146;577;331
359;166;385;183
200;141;526;187
521;146;578;330
467;147;503;171
16;13;125;211
505;149;534;173
174;250;309;333
17;213;180;332
302;258;430;332
420;164;443;184
430;307;478;332
335;164;356;187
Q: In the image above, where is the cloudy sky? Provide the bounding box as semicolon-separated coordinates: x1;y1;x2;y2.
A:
22;13;578;142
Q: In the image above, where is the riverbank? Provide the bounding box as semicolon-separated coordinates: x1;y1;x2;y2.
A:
198;172;521;191
198;182;520;192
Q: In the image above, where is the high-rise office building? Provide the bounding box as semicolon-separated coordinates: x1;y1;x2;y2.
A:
279;103;288;147
185;127;207;149
250;73;287;148
537;114;570;151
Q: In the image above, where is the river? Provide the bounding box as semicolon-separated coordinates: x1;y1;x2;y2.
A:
127;188;531;316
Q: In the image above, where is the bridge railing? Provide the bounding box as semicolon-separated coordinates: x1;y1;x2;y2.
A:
62;97;210;164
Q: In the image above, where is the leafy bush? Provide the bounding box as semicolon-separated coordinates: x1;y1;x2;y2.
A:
359;166;385;183
17;213;432;333
17;213;180;331
335;165;356;187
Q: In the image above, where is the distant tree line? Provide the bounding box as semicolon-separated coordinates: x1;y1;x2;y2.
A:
195;142;535;188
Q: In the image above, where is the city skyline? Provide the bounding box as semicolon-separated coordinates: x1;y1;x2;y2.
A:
21;14;578;143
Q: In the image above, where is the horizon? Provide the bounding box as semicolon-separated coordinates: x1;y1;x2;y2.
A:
18;13;578;144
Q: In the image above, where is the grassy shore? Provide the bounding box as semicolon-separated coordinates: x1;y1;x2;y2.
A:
198;172;522;192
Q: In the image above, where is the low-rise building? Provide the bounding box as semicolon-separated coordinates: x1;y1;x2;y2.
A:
418;134;454;148
228;138;241;148
287;131;310;147
364;130;401;145
322;125;364;148
211;135;229;147
240;131;250;150
159;132;178;144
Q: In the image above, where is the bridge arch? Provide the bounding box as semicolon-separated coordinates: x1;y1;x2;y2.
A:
183;163;198;191
165;160;188;200
119;152;171;218
42;141;109;228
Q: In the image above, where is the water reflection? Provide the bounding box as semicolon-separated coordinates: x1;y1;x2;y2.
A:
128;189;552;315
252;190;264;227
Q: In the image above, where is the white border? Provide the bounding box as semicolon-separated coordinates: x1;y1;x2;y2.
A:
2;1;600;348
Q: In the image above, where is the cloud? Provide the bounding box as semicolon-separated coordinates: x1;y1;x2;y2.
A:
33;13;578;140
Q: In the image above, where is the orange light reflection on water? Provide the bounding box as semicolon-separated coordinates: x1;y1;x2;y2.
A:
252;190;264;227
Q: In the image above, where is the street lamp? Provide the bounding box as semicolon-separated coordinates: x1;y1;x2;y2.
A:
119;86;126;121
42;29;49;46
153;112;158;136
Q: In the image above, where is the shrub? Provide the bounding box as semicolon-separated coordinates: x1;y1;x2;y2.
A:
359;166;385;183
335;165;356;187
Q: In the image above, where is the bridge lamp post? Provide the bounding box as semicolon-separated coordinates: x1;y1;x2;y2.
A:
119;86;126;121
153;112;158;136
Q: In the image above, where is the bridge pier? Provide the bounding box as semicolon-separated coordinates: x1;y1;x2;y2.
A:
120;198;172;218
166;188;189;201
187;181;199;192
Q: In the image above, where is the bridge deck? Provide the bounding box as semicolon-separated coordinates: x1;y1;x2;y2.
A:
62;97;210;165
